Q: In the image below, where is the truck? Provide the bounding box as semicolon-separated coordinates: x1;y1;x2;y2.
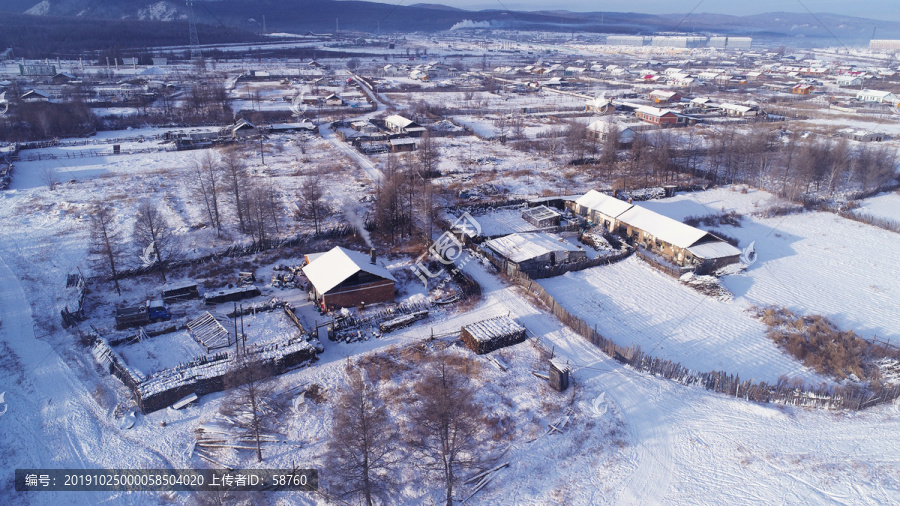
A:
115;300;172;329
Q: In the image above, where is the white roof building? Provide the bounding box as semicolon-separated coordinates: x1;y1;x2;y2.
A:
302;246;396;295
483;232;585;266
856;89;897;103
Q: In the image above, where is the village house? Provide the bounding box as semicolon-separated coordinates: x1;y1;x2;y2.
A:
221;119;256;139
573;190;633;230
856;89;898;104
634;106;685;126
586;120;637;144
648;89;682;104
483;232;586;272
302;247;396;309
835;75;863;87
585;96;613;113
21;89;50;102
792;83;814;95
719;103;758;117
837;128;884;142
388;137;417;152
615;205;741;273
384;114;426;136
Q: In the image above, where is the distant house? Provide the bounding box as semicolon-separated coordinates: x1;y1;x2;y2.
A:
856;89;897;103
222;119;256;139
648;90;682;104
323;93;345;106
835;75;862;87
634;106;684;126
483;232;586;271
51;72;76;84
586;120;636;144
20;89;50;102
792;83;814;95
719;103;757;117
837;128;884;142
689;97;716;111
585;96;612;113
302;247;396;309
388;137;417;152
384;114;426;136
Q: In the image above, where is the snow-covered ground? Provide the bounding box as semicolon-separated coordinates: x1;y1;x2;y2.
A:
639;188;900;343
856;190;900;222
539;256;823;384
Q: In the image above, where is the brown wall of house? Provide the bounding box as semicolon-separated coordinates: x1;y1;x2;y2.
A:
322;280;395;308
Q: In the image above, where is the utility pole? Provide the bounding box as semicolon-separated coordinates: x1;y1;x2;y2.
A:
187;0;201;62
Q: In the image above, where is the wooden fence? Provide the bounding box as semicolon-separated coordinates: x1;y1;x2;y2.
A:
494;253;900;411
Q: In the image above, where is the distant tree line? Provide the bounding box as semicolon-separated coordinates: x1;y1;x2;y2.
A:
0;13;262;58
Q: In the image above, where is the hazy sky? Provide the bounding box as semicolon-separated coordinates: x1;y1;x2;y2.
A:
402;0;900;21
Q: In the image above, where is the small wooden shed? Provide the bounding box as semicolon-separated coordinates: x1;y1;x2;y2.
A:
549;359;570;391
461;316;527;354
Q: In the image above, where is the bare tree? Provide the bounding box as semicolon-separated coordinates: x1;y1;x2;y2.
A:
417;130;441;178
406;353;493;506
325;369;398;505
298;167;328;235
42;167;60;190
192;150;223;236
133;200;175;282
492;115;509;144
88;203;124;295
221;356;275;463
221;147;248;233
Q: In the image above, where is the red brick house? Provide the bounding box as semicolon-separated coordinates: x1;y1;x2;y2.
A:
648;90;681;104
302;247;396;309
634;106;684;126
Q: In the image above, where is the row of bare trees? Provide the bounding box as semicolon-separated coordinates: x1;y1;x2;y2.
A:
189;147;283;243
87;146;291;288
326;351;502;505
373;134;442;244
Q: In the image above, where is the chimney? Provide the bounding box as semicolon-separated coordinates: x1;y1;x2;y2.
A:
370;248;376;265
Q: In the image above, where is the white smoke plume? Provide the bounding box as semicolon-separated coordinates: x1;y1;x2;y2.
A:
342;199;374;248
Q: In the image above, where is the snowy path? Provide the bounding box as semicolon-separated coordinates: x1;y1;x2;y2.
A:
319;123;384;183
0;253;171;504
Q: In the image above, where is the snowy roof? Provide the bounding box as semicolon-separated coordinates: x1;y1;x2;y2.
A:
720;103;754;113
385;114;415;129
687;241;742;260
522;205;560;222
575;190;634;218
635;106;675;117
389;138;418;146
303;246;397;294
649;90;678;98
484;232;582;263
463;316;526;343
617;205;710;249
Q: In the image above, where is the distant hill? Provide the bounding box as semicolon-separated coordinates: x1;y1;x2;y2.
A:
2;0;899;54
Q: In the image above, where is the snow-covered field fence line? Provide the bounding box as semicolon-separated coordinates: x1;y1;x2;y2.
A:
16;146;176;162
501;265;900;411
114;223;355;280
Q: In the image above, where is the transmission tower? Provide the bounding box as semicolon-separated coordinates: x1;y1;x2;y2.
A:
187;0;201;61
